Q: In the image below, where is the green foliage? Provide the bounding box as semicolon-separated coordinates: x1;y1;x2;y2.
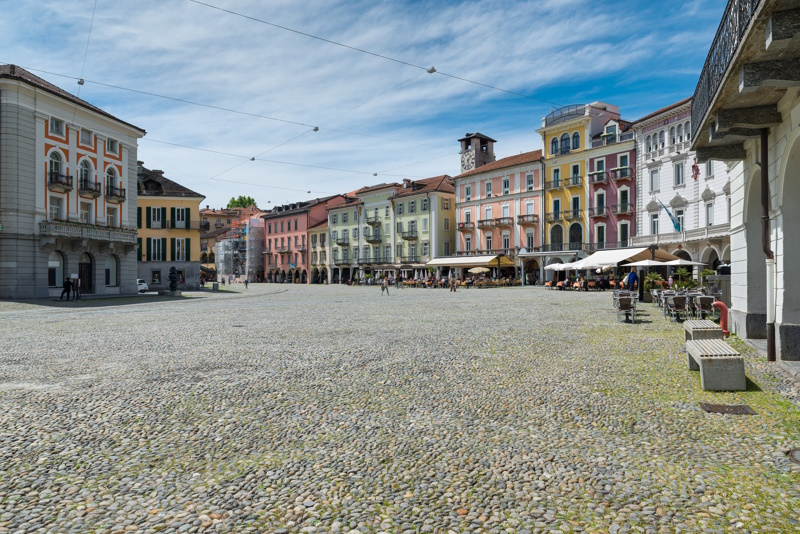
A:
644;272;664;291
227;195;258;209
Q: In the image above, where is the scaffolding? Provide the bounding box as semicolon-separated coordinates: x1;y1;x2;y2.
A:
245;217;265;282
215;217;265;282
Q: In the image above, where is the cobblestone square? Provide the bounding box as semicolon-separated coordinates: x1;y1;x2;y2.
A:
1;286;799;533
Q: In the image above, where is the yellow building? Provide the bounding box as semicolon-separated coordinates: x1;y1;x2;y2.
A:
136;163;204;289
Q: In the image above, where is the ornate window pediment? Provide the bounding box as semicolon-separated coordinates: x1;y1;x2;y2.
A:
701;187;716;201
722;180;731;195
646;199;661;212
670;194;688;208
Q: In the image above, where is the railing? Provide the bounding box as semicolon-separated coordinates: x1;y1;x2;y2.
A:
544;180;561;190
610;168;634;181
364;232;382;243
39;220;137;244
455;249;516;259
588;172;608;184
106;185;126;201
564;209;582;220
335;236;350;246
590;132;636;148
587;206;608;217
565;176;583;188
517;214;539;225
545;212;562;223
364;215;381;226
200;222;210;232
48;172;73;191
333;256;351;264
168;220;201;230
457;221;475;231
544;104;586;127
275;246;290;252
401;255;420;263
357;256;387;264
78;179;101;196
401;230;418;240
494;217;513;226
691;0;763;143
630;222;731;246
584;241;628;252
611;203;634;215
296;244;307;252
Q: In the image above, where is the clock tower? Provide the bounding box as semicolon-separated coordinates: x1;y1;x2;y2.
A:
458;132;496;173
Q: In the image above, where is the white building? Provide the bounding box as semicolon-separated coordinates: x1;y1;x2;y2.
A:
631;97;737;269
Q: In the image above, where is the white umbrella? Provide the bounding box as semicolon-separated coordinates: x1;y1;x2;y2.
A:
468;266;490;274
625;259;666;267
544;264;563;271
664;259;707;266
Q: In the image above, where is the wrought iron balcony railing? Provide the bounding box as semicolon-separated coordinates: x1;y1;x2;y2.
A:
588;172;608;184
78;179;102;197
335;236;350;246
48;172;73;192
544;180;562;190
364;215;381;226
401;230;418;240
611;203;635;215
106;185;126;202
564;209;583;220
517;214;539;225
610;167;634;180
457;221;475;231
587;206;608;217
565;176;583;188
364;231;382;243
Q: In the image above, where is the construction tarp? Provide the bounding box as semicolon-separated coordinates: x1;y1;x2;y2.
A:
426;255;515;268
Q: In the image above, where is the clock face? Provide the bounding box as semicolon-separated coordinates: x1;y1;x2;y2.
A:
461;150;475;171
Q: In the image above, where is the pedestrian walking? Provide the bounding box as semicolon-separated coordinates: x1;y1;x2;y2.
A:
381;276;389;296
626;267;638;292
244;278;249;289
59;278;71;301
450;277;457;292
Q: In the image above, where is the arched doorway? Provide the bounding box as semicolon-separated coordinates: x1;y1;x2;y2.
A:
280;270;287;283
779;135;800;358
301;270;307;283
321;269;328;284
79;253;93;294
742;171;767;338
701;247;720;270
550;225;564;251
568;223;583;250
674;249;692;261
48;251;65;288
294;270;300;283
524;259;540;285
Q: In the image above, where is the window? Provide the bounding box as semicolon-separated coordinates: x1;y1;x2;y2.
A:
385;244;391;260
465;186;471;201
706;160;713;177
312;235;317;246
484;206;492;220
560;133;571;154
312;252;317;263
464;236;472;252
49;196;63;220
106;138;118;154
727;197;732;223
175;239;186;261
105;256;118;286
527;174;534;191
294;219;298;230
596;159;605;173
385;222;390;235
444;241;451;255
106;167;117;193
333;248;339;261
352;227;358;238
396;243;403;258
409;201;416;214
443;198;450;210
152;271;161;285
485;181;493;197
79;160;92;187
152;238;164;261
227;219;231;224
342;212;348;223
685;121;691;140
706;202;714;226
619;222;629;245
80;202;92;223
502;205;509;218
294;236;298;247
422;242;429;256
553;198;561;215
526;202;534;215
80;129;93;145
421;199;428;211
619;154;629;168
553;168;560;185
596;225;606;245
502;234;510;249
596;192;605;211
670;127;676;145
48;252;63;287
443;217;450;230
572;132;580;150
49;152;62;179
659;130;665;148
464;211;471;223
646;135;652;152
502;178;510;195
677;124;684;143
674;163;684;186
550;138;558;155
152;208;162;227
526;232;535;249
174;208;186;228
332;214;337;224
571;164;580;177
353;210;358;221
385;206;390;217
397;203;404;215
485;235;492;250
422;218;428;231
650;169;659;192
321;251;326;262
281;221;285;231
675;209;684;231
650;213;659;235
49;118;64;136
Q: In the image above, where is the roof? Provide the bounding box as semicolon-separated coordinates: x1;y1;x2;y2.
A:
455;149;543;179
262;195;341;219
137;165;205;199
200;227;231;239
391;175;454;199
354;182;401;195
309;219;329;230
632;97;692;126
0;64;146;134
458;132;497;143
590;119;634;140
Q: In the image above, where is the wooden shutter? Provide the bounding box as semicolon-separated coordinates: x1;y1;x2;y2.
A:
185;208;190;228
170;207;176;229
186;238;191;262
161;207;167;226
137;238;142;261
146;238;151;261
137;207;142;229
145;207;151;229
170;238;176;261
161;238;167;261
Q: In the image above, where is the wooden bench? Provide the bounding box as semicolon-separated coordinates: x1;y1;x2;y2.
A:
685;339;745;391
684;320;723;342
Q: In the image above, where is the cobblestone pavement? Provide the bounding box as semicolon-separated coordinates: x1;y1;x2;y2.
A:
1;285;800;533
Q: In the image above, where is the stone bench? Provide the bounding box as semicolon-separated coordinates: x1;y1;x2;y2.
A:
684;319;724;342
685;339;745;391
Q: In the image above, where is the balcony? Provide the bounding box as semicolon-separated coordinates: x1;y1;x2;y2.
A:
364;231;382;243
168;220;201;230
630;222;731;247
584;241;628;252
587;206;608;218
276;246;290;253
39;220;137;246
364;215;381;226
611;203;634;215
544;104;586;127
536;242;587;253
106;185;126;203
564;209;582;220
48;172;73;192
457;221;475;232
333;256;351;265
565;176;583;188
296;244;307;252
357;256;387;265
455;249;516;260
590;131;635;148
610;167;633;181
588;172;608;184
545;212;562;223
335;236;350;246
544;180;562;191
401;230;418;240
78;179;102;198
200;221;210;232
517;214;539;226
401;255;420;263
477;219;494;230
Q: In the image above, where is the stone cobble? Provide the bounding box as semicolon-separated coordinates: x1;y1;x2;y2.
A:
0;285;799;533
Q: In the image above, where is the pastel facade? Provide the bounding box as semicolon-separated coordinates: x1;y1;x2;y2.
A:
136;164;204;290
328;195;365;283
0;65;145;298
308;220;329;283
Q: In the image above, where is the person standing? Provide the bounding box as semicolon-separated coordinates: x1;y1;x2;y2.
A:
450;277;457;292
60;278;72;301
627;267;638;292
72;277;81;300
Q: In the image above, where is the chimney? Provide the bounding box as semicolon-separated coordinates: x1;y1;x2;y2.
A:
403;178;412;189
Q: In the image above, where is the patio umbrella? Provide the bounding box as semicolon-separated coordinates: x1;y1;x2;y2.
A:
624;259;665;267
468;266;490;274
664;259;707;266
544;264;563;271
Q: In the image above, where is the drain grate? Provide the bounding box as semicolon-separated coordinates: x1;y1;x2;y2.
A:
699;402;757;415
232;325;244;328
787;448;800;464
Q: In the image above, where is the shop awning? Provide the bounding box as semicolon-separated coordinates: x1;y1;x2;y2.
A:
426;255;516;268
578;247;679;267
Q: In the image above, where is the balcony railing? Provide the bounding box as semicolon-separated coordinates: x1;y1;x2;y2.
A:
39;220;137;244
536;242;587;253
545;212;562;223
610;167;634;181
565;176;583;188
457;221;475;232
275;246;290;253
401;230;418;240
78;179;102;197
587;206;608;218
357;256;387;264
630;222;731;247
479;218;513;229
517;214;539;226
588;172;608;184
584;241;629;252
590;132;635;148
401;255;420;263
477;219;494;230
544;104;586;127
48;172;73;192
296;244;307;252
364;215;381;226
106;185;126;202
333;256;351;265
455;248;516;260
168;220;201;230
335;236;350;246
611;203;634;215
364;231;382;243
564;209;582;220
544;180;562;190
691;0;762;143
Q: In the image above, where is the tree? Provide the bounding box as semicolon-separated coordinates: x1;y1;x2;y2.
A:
227;195;257;209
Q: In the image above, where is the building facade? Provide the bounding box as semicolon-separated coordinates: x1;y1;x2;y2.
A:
136;164;204;290
630;98;732;269
453;134;544;280
308;220;329;283
0;65;145;298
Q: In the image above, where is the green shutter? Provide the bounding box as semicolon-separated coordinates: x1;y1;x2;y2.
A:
170;238;176;261
170;207;176;229
146;207;151;229
161;207;167;226
137;238;142;261
185;209;190;228
146;238;151;261
137;207;142;229
162;238;167;261
186;238;191;262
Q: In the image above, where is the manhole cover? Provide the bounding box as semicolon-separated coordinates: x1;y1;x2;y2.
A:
787;448;800;464
699;402;756;415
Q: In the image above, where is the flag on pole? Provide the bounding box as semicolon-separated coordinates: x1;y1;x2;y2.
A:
659;199;681;232
691;157;700;180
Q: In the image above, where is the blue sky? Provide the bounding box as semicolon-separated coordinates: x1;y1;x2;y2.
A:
1;0;725;208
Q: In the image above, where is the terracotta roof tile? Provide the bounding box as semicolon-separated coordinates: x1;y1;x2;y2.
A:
455;149;542;179
391;175;454;199
138;165;205;199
